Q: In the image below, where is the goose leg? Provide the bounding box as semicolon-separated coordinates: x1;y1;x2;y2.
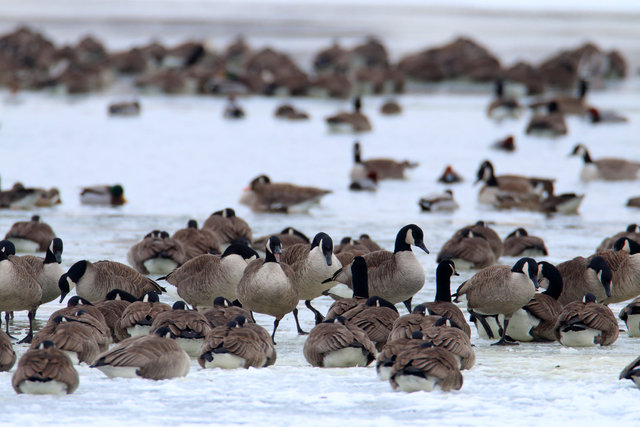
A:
470;310;495;339
403;298;413;312
305;300;324;325
3;312;17;340
292;308;308;335
492;316;518;346
17;310;35;344
271;318;280;345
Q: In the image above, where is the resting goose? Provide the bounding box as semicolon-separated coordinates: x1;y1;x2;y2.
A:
587;107;628;124
4;215;56;252
93;289;138;342
596;224;640;252
303;316;376;368
252;227;309;250
202;208;253;244
376;331;424;380
161;244;259;307
389;342;463;392
555;256;612;305
357;234;383;252
236;236;299;343
326;96;372;133
350;142;418;180
48;296;108;328
114;291;172;341
274;104;309;120
387;304;433;342
525;101;568;136
502;228;548;257
570;143;640;181
80;184;126;206
530;79;589;116
554;293;618;347
476;160;553;200
620;355;640;388
437;228;495;270
418;190;459;212
342;296;399;351
150;301;213;357
198;318;268;369
202;297;253;327
328;224;429;312
127;230;188;275
172;219;222;260
487;78;522;120
421;317;475;370
0;183;40;209
380;99;402;115
91;326;190;379
619;296;640;337
454;257;538;345
0;329;16;372
12;341;78;394
239;175;331;213
30;314;104;364
422;260;471;337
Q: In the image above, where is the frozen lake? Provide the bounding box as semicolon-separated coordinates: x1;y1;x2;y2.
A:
2;1;640;425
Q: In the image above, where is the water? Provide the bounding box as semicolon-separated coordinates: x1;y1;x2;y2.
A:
1;1;640;425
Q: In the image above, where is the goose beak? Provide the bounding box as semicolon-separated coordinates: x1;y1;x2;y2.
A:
416;241;429;254
325;253;332;266
604;283;611;298
59;291;68;303
454;270;460;276
54;251;62;264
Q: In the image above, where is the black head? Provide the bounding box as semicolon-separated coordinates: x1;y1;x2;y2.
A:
222;244;259;260
333;316;347;325
420;341;435;349
411;304;427;316
613;237;640;255
437;259;458;278
512;257;539;288
365;296;398;312
154;326;174;338
172;301;188;310
45;238;63;264
141;291;160;303
37;340;56;350
66;260;88;283
311;232;334;266
494;78;504;98
233;315;247;326
410;330;424;340
31;215;41;222
265;236;282;263
0;240;16;256
67;296;93;307
105;289;138;302
353;96;362;112
353;142;362;163
51;315;66;325
351;256;369;299
587;256;612;298
547;101;560;113
434;316;452;328
394;224;429;254
507;228;528;238
250;175;271;189
280;227;309;242
214;208;236;218
537;261;563;300
475;160;495;184
187;219;198;229
340;237;354;245
58;273;71;302
626;224;638;233
160;231;170;239
583;293;597;304
213;297;232;308
578;79;588;99
225;320;239;328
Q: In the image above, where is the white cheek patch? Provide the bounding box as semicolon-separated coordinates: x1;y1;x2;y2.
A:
405;229;415;246
522;262;529;278
66;277;74;287
597;271;603;282
624;241;630;252
49;241;55;253
483;167;491;181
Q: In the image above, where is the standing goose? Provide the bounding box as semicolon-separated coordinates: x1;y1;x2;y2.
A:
329;224;429;312
127;230;188;275
454;257;539;345
0;329;16;371
326;96;372;133
281;232;342;326
91;327;190;380
342;296;399;351
150;301;213;357
236;236;299;343
437;228;495;270
4;215;56;252
325;256;369;319
554;293;618;347
12;341;78;395
172;219;222;259
620;355;640;388
202;297;253;327
423;260;471;338
505;261;563;342
93;289;138;342
502;228;548;257
19;238;65;315
58;259;166;303
571;143;640;181
350;142;418;180
389;342;463;392
198;318;268;369
303;316;376;368
202;208;253;244
619;296;640;337
525;101;568;136
115;291;172;341
239;175;331;213
555;256;612;305
160;244;259;307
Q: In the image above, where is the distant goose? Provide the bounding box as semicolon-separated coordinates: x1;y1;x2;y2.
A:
0;182;40;209
161;244;259;307
586;107;628;124
326;97;372;133
627;196;640;208
437;228;495;270
0;329;16;372
223;95;245;119
252;227;310;250
530;79;589;116
357;234;383;252
596;224;640;252
328;224;429;312
454;257;538;345
91;327;190;380
418;190;459;212
115;291;172;341
422;260;471;337
502;228;548;257
380;99;402;115
570;143;640;181
12;341;78;395
437;165;464;184
59;259;166;303
333;240;370;276
476;160;554;198
554;256;612;305
202;208;252;244
80;184;126;206
34;187;62;207
525;101;568;136
108;100;141;116
350;142;418;180
198;318;268;369
487;78;522;120
127;230;188;275
554;293;618;347
303;316;376;368
236;236;299;342
4;215;56;252
620;355;640;388
341;296;399;350
239;175;331;213
172;219;222;260
274;103;309;120
389;342;463;392
150;301;213;357
491;135;515;152
619;296;640;337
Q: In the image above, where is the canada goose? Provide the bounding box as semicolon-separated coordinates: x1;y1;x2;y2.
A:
463;221;503;259
437;228;495;269
239;175;332;213
570;143;640;181
93;289;138;342
232;314;277;366
349;169;378;192
172;219;222;259
91;326;190;379
326;97;372;133
115;291;172;340
437;165;464;184
329;224;429;312
421;317;475;370
80;184;126;206
350;142;418;180
380;99;402;115
620;355;640;388
588;243;640;304
325;256;369;319
20;238;65;307
223;95;245;119
161;244;259;307
539;192;585;215
554;293;618;347
554;256;612;305
0;329;16;372
525;101;568;136
357;234;383;252
274;104;309;120
108;100;141;116
491;135;516;152
303;316;376;368
150;301;213;357
476;160;553;201
252;227;310;251
376;331;424;380
487;78;522;120
202;208;253;244
504;261;563;342
4;215;56;252
454;257;538;345
586;107;628;124
333;238;370;266
127;230;188;275
596;224;640;252
30;314;103;364
12;341;78;395
202;297;254;327
48;296;108;328
530;79;590;115
281;232;342;327
422;260;471;337
0;182;40;209
418;190;459;212
387;304;433;342
342;296;399;350
59;259;166;303
619;296;640;337
502;228;548;257
236;236;299;342
389;342;463;392
0;241;42;342
627;197;640;208
199;317;268;369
